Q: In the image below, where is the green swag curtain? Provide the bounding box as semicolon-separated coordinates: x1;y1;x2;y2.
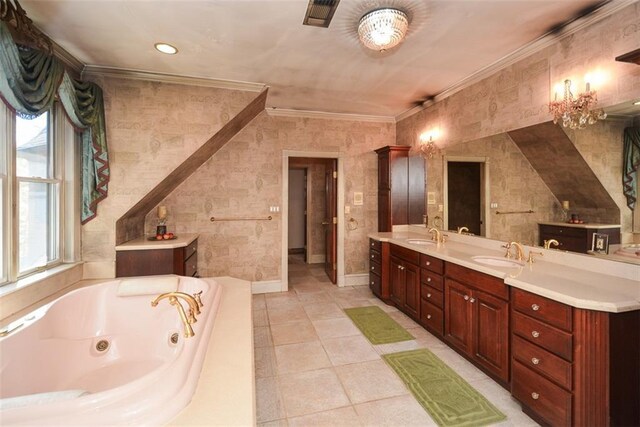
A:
0;21;109;223
623;126;640;211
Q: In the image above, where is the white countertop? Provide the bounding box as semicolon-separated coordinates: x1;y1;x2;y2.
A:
538;221;621;229
370;229;640;313
115;234;199;251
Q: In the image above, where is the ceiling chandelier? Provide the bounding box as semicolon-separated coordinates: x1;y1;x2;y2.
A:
358;8;409;52
548;79;607;129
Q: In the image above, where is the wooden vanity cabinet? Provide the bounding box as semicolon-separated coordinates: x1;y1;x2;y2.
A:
369;239;390;301
375;146;425;232
538;223;620;254
116;239;198;278
444;263;510;384
510;287;640;427
389;244;420;320
419;254;445;337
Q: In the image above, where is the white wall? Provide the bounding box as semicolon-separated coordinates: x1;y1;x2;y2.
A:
288;169;306;249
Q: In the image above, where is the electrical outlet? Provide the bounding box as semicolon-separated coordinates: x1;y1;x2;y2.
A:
345;205;350;214
438;204;443;212
427;192;436;205
490;202;498;209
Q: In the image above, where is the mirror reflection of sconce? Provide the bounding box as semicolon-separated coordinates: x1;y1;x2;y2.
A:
419;130;440;159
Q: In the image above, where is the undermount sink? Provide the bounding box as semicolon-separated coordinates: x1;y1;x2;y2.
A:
471;256;524;268
406;239;436;246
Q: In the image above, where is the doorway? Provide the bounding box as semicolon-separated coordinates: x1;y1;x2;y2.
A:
443;157;489;236
282;151;343;292
287;157;338;286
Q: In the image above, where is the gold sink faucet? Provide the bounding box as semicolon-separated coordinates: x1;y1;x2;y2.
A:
503;241;525;261
543;239;560;250
457;226;469;234
151;292;201;338
428;227;447;244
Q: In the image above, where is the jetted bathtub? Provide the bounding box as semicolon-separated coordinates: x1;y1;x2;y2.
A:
0;275;222;425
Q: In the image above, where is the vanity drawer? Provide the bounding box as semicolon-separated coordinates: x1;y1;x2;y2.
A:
512;361;572;427
421;284;444;308
512;288;572;332
370;261;382;277
185;239;198;261
391;244;420;265
370;239;381;252
420;300;443;336
369;273;381;296
420;254;444;275
421;269;444;291
184;252;198;277
512;335;572;390
512;311;573;361
370;249;381;265
446;263;508;300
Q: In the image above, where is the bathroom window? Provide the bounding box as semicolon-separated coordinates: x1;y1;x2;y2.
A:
0;102;77;286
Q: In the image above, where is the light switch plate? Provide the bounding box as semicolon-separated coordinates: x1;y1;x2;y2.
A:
353;192;363;206
345;205;350;214
427;192;436;205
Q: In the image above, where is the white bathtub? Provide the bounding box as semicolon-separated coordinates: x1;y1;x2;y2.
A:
0;275;222;426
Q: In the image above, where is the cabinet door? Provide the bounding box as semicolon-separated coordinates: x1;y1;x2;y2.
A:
472;289;510;382
404;262;420;319
389;256;405;308
444;278;473;355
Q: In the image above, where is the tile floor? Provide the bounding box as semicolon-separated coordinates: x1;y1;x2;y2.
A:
253;257;538;426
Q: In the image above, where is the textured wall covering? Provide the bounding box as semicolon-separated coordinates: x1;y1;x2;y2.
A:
81;77;258;268
399;3;640;244
143;114;394;281
425;133;559;245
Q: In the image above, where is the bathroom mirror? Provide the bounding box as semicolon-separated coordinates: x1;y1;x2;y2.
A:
425;99;639;264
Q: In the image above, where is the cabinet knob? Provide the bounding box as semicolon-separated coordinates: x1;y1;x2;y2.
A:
470;297;476;303
371;242;375;247
427;293;431;298
531;303;540;311
371;266;375;270
531;392;540;400
371;281;374;285
426;261;431;266
371;255;375;259
531;330;540;338
531;357;540;365
464;295;470;301
427;314;432;319
427;277;432;282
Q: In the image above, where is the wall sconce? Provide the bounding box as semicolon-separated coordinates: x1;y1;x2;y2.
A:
548;75;606;129
419;130;439;159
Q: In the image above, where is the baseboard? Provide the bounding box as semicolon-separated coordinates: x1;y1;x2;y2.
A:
251;280;282;294
83;261;115;279
343;273;369;287
308;254;325;264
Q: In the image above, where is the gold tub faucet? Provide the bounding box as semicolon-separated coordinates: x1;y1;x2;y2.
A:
151;292;201;338
544;239;560;250
457;226;469;234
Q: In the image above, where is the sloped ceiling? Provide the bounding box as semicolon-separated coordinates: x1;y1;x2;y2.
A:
507;121;620;223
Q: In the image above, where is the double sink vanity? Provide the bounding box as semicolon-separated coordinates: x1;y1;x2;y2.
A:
368;226;639;427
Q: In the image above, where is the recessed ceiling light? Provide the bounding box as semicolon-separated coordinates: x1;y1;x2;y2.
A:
154;43;178;55
633;100;640;106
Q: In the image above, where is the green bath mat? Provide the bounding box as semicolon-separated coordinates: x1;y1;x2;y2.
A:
383;349;506;427
344;306;414;345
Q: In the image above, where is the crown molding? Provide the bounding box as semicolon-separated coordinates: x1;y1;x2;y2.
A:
51;40;84;76
82;65;267;92
394;0;636;123
266;107;395;123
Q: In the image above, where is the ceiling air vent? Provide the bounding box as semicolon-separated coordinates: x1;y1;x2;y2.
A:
303;0;341;28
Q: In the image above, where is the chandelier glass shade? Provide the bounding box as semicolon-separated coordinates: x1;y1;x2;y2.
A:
548;79;606;129
358;8;409;52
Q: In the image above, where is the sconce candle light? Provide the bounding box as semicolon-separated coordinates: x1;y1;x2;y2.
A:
419;130;439;159
548;78;606;129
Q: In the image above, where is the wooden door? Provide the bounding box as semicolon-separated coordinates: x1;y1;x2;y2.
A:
389;256;404;308
444;278;473;355
324;159;337;283
472;289;510;382
404;261;420;319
